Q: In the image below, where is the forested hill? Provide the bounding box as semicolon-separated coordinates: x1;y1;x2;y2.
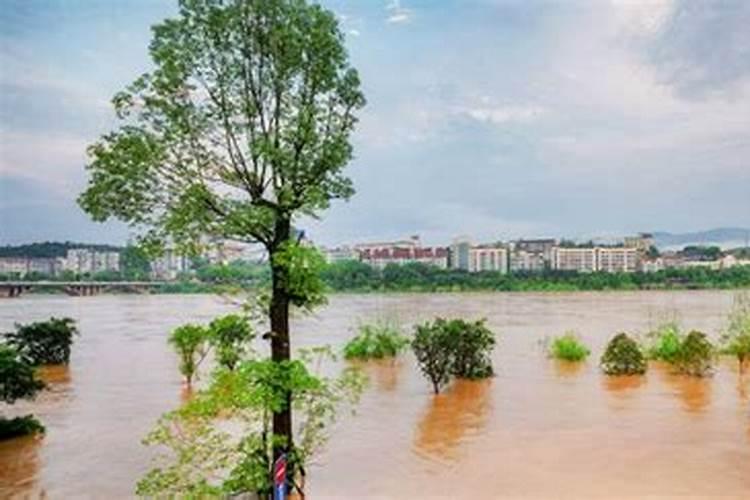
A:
0;242;123;258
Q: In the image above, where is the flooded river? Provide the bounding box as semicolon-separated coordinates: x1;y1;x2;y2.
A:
1;291;749;498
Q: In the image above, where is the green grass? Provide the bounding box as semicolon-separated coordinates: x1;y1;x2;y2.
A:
549;332;590;362
343;321;409;360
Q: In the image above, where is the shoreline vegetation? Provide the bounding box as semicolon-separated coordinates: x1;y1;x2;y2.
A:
4;261;750;295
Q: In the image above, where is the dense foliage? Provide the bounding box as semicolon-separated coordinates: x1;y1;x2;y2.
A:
675;331;714;377
549;332;590;362
0;241;121;258
0;345;45;403
412;321;455;394
0;345;46;439
721;292;750;372
600;333;647;375
411;318;496;393
169;324;210;386
4;317;78;365
208;314;254;371
646;319;683;362
137;346;365;497
343;321;408;360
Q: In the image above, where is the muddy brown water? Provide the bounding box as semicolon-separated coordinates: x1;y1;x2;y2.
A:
1;291;749;498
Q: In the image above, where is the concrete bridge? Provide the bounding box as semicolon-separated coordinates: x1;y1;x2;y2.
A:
0;281;167;298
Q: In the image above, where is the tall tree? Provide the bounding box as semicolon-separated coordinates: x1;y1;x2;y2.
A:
79;0;364;462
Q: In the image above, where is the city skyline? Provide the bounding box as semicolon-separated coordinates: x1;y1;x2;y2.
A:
2;0;750;246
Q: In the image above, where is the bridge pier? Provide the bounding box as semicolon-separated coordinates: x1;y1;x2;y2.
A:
0;285;32;298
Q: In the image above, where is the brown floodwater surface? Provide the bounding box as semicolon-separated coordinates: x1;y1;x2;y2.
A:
1;291;749;498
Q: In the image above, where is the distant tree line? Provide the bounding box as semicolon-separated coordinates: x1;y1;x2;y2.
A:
0;242;122;258
320;260;750;292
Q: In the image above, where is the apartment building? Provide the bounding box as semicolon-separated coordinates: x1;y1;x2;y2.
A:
448;239;508;273
509;250;546;273
514;239;556;262
62;249;120;274
355;236;449;269
552;246;640;273
151;250;191;280
0;257;62;277
468;245;508;273
551;247;598;272
596;247;639;273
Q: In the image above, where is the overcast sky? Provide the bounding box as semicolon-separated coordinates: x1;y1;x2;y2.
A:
1;0;749;247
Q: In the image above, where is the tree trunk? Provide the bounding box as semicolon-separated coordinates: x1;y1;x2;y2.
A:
269;217;292;463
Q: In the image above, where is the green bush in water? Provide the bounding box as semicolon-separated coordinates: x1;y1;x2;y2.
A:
549;332;590;362
208;314;254;371
0;416;45;440
411;318;496;393
449;318;496;379
646;320;682;362
4;317;78;365
169;324;210;386
600;333;647;375
344;321;409;360
675;330;714;377
721;292;750;373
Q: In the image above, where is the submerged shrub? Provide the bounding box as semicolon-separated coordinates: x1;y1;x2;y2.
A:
600;333;647;375
412;320;455;394
449;319;495;379
0;415;45;440
208;314;254;371
4;317;78;365
169;324;210;386
721;292;750;373
411;318;496;393
343;321;408;360
646;320;683;362
0;345;46;440
549;332;590;362
675;330;714;377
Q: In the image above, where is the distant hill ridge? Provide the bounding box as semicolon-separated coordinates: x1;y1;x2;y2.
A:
652;227;750;249
0;242;123;259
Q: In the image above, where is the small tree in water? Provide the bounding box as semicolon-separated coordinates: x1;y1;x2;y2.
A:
137;346;365;497
169;324;210;386
208;314;254;371
4;317;78;365
721;292;750;373
675;331;714;377
600;333;647;375
0;345;46;439
412;318;496;394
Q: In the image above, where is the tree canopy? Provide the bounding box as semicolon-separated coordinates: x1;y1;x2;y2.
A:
79;0;365;254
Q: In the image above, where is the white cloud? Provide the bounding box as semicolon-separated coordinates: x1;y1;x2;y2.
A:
0;129;89;194
458;104;545;125
386;0;412;24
